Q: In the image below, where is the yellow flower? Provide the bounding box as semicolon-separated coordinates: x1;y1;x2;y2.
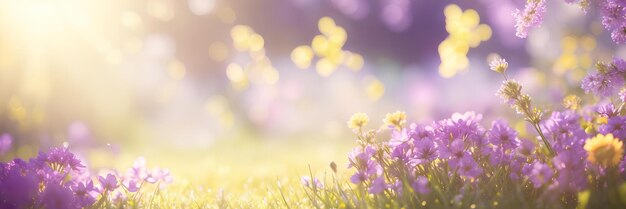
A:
347;113;369;130
383;111;406;128
584;134;624;167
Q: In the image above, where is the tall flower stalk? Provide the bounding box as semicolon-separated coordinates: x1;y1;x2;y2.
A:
491;58;555;156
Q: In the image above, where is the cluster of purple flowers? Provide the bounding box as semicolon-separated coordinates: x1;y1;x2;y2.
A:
334;57;626;207
0;147;172;208
581;57;626;97
600;0;626;44
514;0;626;44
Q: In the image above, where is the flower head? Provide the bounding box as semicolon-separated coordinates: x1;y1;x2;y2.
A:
301;176;323;189
384;111;406;129
528;162;553;188
489;58;508;74
513;0;546;38
497;80;522;105
584;133;624;167
347;113;369;130
487;120;519;150
98;173;119;191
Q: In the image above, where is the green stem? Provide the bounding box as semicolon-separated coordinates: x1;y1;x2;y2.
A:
531;123;554;157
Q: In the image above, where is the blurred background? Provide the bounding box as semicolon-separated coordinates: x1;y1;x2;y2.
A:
0;0;624;187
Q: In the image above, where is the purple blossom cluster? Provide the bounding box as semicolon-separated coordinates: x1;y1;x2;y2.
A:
600;0;626;43
582;57;626;97
334;55;626;207
514;0;626;44
0;147;172;208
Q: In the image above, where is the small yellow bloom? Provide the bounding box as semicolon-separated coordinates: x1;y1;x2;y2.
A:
584;134;624;167
562;95;581;110
347;113;369;130
384;111;406;128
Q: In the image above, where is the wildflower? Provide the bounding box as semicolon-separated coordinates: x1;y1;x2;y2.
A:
125;180;139;192
42;147;85;172
528;162;553;188
301;176;324;189
584;134;624;167
384;111;406;129
562;95;581;110
412;138;438;165
600;0;626;31
542;111;587;152
516;139;535;157
513;0;547;38
457;157;483;179
581;71;625;97
612;26;626;44
127;157;148;181
597;103;619;118
497;80;522;105
599;116;626;140
581;60;626;97
487;120;519;150
98;173;119;191
489;58;508;74
71;180;97;207
347;112;369;130
146;168;173;184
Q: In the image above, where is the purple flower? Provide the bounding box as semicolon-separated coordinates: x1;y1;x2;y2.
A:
612;25;626;44
513;0;546;38
597;103;619;117
368;176;386;194
127;157;148;181
457;157;483;179
528;162;553;188
43;147;85;172
0;133;12;155
98;173;119;191
599;116;626;140
347;146;379;182
443;140;469;169
146;168;173;184
407;123;434;141
541;111;587;152
71;180;97;207
581;59;626;97
125;180;139;192
619;88;626;102
601;0;626;30
301;176;323;189
487;120;519;150
515;139;536;157
411;138;438;165
40;183;76;209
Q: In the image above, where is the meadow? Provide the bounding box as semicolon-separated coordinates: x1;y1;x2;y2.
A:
2;0;626;208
